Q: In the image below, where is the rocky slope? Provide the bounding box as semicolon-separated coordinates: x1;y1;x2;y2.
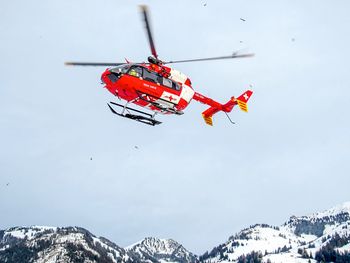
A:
126;237;198;263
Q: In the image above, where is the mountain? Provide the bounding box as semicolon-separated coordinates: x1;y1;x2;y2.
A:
1;202;350;263
126;237;198;263
0;226;132;263
200;202;350;262
0;227;195;263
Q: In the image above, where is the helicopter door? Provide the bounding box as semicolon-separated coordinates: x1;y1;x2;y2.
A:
159;76;181;91
161;77;172;88
142;69;159;84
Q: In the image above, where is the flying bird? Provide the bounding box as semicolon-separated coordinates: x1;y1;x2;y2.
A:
240;18;246;22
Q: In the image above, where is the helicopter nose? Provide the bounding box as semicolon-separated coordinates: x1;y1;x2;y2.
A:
101;70;110;84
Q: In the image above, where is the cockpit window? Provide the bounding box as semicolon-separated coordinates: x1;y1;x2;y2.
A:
110;64;130;74
172;81;181;91
127;66;143;78
162;77;172;88
107;73;119;83
141;68;181;91
143;69;160;83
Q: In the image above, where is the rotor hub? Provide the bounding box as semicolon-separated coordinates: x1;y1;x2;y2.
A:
148;56;162;65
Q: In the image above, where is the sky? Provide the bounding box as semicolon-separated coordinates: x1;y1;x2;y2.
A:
1;0;350;255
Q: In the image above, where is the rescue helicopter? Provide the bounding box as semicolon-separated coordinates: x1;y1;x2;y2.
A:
65;5;254;126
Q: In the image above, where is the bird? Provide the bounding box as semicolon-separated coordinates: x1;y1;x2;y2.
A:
6;183;9;186
90;157;92;161
240;18;246;22
203;3;207;6
134;146;139;150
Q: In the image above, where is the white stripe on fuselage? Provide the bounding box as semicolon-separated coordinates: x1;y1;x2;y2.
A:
160;91;180;104
180;85;195;103
169;69;194;103
169;69;188;83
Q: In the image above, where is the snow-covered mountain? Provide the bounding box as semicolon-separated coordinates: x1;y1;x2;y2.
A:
1;202;350;263
0;226;132;263
0;227;195;263
200;202;350;262
126;237;198;263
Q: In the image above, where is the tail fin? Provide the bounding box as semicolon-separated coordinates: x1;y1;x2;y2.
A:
236;90;253;112
201;90;253;126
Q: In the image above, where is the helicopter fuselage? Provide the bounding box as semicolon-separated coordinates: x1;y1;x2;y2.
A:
66;5;254;125
101;63;195;114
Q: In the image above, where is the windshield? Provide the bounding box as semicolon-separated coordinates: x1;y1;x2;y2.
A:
110;64;130;74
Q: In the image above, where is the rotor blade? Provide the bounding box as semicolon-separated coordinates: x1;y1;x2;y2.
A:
164;53;254;64
65;62;127;66
140;5;158;59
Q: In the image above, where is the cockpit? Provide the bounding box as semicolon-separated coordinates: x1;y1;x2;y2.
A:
128;65;181;91
104;65;131;83
110;64;131;74
105;64;181;91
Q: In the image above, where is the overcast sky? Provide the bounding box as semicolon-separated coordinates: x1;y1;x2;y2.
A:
1;0;350;254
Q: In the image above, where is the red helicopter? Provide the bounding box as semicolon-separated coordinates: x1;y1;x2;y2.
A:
65;6;254;126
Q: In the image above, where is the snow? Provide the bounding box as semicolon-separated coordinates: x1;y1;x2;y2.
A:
125;239;143;250
314;202;350;218
4;226;58;241
128;237;179;254
1;201;350;263
31;226;57;230
300;234;317;243
338;243;350;253
264;253;317;263
35;246;66;263
202;202;350;263
6;229;26;239
218;225;316;262
92;236;121;260
288;201;350;224
126;237;196;262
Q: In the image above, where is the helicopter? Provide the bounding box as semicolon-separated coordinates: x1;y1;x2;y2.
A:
65;5;254;126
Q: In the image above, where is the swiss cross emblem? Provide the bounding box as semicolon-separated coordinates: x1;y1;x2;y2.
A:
243;93;249;101
165;95;175;102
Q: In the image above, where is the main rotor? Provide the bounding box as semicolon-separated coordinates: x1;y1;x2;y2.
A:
65;5;254;67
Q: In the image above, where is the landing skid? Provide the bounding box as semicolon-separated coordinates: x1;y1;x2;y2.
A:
107;101;162;126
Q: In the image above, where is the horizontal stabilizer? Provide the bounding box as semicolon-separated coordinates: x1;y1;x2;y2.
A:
202;114;213;126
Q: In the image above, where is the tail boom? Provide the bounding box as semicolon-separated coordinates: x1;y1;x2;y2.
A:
193;90;253;126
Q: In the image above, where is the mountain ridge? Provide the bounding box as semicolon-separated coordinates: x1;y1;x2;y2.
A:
1;202;350;262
